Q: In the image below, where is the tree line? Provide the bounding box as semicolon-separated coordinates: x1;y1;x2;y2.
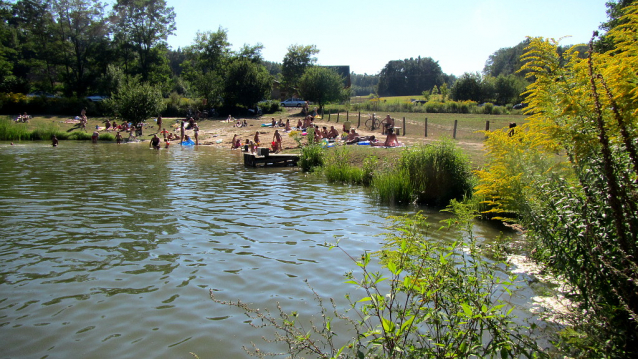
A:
0;0;621;115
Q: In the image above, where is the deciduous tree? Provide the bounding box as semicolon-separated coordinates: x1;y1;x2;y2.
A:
111;0;176;82
298;66;344;111
223;58;272;110
281;44;318;91
105;77;164;125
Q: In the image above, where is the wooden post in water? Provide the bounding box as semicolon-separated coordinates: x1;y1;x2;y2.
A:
403;117;406;136
453;119;458;139
358;112;361;128
425;118;428;137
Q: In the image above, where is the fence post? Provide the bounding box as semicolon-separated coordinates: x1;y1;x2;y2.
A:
337;112;340;123
485;120;490;132
453;119;458;139
403;117;406;136
424;118;428;137
358;111;361;128
346;111;349;121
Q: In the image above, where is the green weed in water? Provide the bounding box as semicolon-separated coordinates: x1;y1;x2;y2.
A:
98;133;115;141
299;144;324;172
0;117;32;140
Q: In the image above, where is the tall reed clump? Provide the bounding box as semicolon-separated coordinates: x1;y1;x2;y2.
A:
0;116;69;141
0;117;31;140
372;167;413;204
98;133;115;141
373;139;474;206
30;120;67;140
298;144;324;172
322;147;378;185
68;131;92;140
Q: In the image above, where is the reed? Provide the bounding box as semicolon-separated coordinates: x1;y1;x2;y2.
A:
398;139;474;206
323;147;377;185
68;131;92;140
0;117;32;140
371;139;474;206
98;133;115;141
372;167;413;204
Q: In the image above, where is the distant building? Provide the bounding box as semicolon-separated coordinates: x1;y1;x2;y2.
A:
322;65;351;88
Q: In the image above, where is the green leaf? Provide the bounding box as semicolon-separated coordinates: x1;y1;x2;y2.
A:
381;317;396;333
461;303;472;317
400;315;415;333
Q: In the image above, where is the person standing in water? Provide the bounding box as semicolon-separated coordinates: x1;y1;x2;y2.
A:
52;135;58;147
150;134;161;149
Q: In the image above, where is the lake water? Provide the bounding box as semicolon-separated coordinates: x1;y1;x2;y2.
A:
0;141;546;358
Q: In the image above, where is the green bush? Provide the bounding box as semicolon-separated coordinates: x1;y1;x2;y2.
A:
258;100;281;114
322;148;377;185
372;167;413;204
298;144;324;172
483;102;494;114
98;133;115;141
0;117;31;140
68;131;92;140
371;140;474;206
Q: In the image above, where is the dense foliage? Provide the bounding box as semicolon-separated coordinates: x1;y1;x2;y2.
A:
281;44;318;92
373;140;474;206
377;56;449;97
298;67;344;111
475;5;638;356
105;77;164;125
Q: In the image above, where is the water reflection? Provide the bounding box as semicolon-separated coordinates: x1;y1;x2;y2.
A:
0;142;530;358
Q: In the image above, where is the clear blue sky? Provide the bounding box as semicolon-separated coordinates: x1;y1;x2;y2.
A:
165;0;610;76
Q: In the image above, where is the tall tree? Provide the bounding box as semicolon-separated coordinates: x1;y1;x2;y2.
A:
9;0;59;92
281;44;318;91
183;28;231;107
111;0;176;81
51;0;110;96
450;72;483;102
105;76;164;125
223;58;272;110
483;39;531;78
597;0;637;51
377;57;443;96
298;66;344;111
0;0;20;92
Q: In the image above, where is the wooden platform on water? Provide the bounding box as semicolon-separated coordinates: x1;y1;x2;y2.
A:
243;152;299;167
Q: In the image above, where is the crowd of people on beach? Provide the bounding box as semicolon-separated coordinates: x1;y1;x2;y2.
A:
42;107;402;150
226;113;402;155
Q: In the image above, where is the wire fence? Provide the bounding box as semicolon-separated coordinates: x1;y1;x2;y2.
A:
320;110;524;142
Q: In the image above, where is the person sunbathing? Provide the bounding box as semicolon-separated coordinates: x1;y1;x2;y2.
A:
345;129;360;144
372;128;400;147
326;126;339;140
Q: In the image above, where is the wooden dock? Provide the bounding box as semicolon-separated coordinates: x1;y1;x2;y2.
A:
243;151;299;167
